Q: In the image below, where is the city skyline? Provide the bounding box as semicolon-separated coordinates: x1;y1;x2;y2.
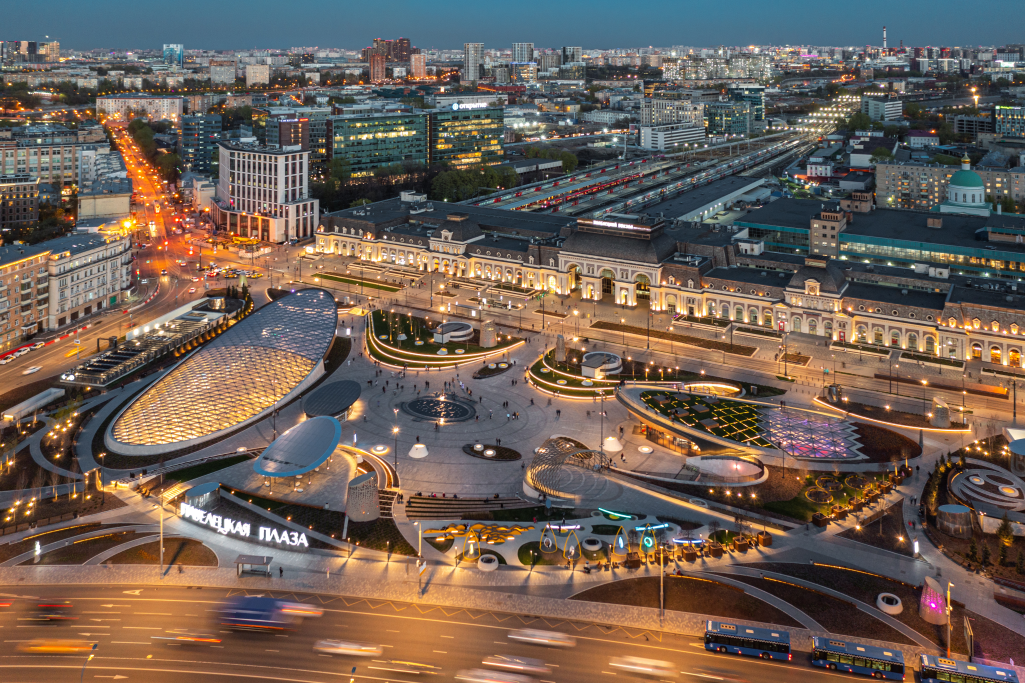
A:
4;0;1025;51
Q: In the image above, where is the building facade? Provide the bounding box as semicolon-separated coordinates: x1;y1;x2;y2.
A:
0;174;40;230
411;54;427;79
463;43;483;82
178;114;221;174
427;106;504;168
369;54;387;83
163;44;184;69
706;101;751;137
96;94;184;123
46;232;132;331
326;113;428;176
876;160;1025;210
212;141;320;243
861;94;903;122
995;106;1025;138
246;63;270;87
0;124;80;188
639;124;705;151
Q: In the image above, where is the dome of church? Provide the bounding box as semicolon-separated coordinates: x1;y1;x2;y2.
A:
947;154;985;205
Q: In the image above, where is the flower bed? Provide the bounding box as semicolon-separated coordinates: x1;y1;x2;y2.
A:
590;321;756;356
319;273;400;292
641;390;774;448
735;326;783;339
900;351;965;369
831;341;891;356
367;310;521;369
671;314;732;328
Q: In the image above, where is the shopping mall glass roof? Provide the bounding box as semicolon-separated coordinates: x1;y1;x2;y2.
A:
107;289;337;453
253;416;341;477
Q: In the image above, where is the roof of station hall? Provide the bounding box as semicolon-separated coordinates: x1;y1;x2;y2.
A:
109;289;337;449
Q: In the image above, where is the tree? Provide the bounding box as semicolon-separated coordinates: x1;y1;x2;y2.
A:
845;112;872;132
1017;550;1024;575
967;536;978;562
870;146;894;164
998;513;1015;547
156;153;181;184
998;543;1008;567
981;541;992;567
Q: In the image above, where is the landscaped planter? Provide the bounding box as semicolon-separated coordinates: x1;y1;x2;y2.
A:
832;507;848;521
708;543;724;558
683;549;697;562
850;498;864;511
733;539;749;552
478;555;499;572
812;512;829;528
756;531;773;547
880;481;893;493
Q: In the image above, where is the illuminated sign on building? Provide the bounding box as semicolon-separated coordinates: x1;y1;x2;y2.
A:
580;219;653;232
451;102;490;111
180;502;309;548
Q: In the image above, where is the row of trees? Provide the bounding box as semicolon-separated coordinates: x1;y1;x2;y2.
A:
524;146;579;173
127;118;181;184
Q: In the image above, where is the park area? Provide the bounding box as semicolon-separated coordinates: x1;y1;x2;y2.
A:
366;310;521;369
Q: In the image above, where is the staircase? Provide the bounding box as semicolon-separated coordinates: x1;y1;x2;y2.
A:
404;495;537;521
379;490;397;519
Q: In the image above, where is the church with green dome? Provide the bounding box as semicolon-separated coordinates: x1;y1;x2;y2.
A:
934;154;992;217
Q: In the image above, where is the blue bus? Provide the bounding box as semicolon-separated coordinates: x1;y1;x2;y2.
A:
811;637;905;680
920;655;1020;683
704;621;791;661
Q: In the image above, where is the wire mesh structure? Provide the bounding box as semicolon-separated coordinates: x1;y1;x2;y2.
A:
108;289;337;453
762;409;862;459
524;437;613;500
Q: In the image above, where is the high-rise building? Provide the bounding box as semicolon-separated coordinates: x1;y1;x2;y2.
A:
213;141;319;242
95;93;184;123
995;106;1025;138
463;43;483;82
327;113;428;176
512;43;535;63
411;54;427;79
276;117;310;150
370;53;387;82
706;101;751;137
510;63;538;84
860;94;903;122
246;63;270;87
163;44;184;69
2;40;59;64
392;38;412;63
562;46;582;64
257;106;331;173
209;59;237;85
727;84;766;123
427;107;504;168
0;174;40;230
178;114;221;174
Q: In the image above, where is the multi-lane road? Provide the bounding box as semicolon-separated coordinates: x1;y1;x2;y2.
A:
0;584;848;683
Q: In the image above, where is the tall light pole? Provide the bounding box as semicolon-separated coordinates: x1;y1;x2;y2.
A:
392;425;399;475
946;582;954;658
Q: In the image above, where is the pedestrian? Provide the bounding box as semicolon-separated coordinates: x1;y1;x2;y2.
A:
279;566;283;577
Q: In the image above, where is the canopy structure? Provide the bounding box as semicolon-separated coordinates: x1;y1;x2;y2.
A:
254;416;341;478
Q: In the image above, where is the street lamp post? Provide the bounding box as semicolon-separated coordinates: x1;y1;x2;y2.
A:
946;582;955;657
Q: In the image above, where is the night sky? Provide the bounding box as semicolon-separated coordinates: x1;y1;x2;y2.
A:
6;0;1024;51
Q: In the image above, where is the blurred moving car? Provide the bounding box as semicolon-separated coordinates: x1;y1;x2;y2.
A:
25;602;76;623
507;629;576;648
483;655;550;675
456;669;535;683
314;640;383;656
18;639;95;654
608;657;678;678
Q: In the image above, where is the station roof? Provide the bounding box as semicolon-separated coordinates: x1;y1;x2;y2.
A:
304;380;362;418
254;416;341;478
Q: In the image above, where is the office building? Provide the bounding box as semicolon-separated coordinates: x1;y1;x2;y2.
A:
212;141;319;243
512;43;534;63
0;124;79;188
463;43;483;82
641;99;704;127
77;146;132;219
163;43;184;69
411;54;427;79
639;124;705;152
96;94;184;123
706;101;751;137
276;117;310;150
246;63;270;87
209;59;237;85
861;94;903;122
0;241;49;349
327;113;428;176
727;84;766;123
256;106;330;173
370;53;387;82
392;38;413;63
995;106;1025;139
178;114;221;174
427;107;504;168
0;174;40;229
562;46;582;64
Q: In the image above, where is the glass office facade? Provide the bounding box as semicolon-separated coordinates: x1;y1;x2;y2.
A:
839;234;1025;278
327;114;428;176
428;107;504;168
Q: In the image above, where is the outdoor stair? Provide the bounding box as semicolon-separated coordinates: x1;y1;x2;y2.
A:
159;482;189;505
378;490;396;519
404;495;536;520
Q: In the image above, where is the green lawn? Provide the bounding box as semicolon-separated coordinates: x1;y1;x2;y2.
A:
320;273;400;292
167;455;253;483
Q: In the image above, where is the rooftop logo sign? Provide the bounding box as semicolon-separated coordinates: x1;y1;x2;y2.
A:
452;102;490;111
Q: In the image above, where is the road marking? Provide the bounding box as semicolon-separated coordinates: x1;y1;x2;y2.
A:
124;627;160;630
265;649;279;653
111;642;149;645
387;630;401;633
433;651;447;654
123;590;143;595
602;672;617;675
84;612;122;614
439;635;453;638
135;613;171;616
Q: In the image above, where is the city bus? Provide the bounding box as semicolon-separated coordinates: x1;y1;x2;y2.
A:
920;655;1020;683
811;637;905;680
704;621;791;661
220;596;299;632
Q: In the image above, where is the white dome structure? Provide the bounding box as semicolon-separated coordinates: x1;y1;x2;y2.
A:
937;155;991;217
